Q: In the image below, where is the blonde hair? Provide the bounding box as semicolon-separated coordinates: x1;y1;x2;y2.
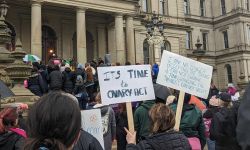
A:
149;103;175;134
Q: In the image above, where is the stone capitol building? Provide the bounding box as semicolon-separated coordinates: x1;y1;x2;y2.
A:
4;0;250;91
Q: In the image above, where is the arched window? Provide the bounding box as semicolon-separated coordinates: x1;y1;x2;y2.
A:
225;64;233;83
161;41;171;55
143;39;150;64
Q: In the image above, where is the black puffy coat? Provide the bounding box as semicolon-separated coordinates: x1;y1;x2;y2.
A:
48;70;63;91
73;130;103;150
28;73;45;96
62;68;76;93
210;106;241;150
0;131;24;150
126;130;191;150
237;83;250;150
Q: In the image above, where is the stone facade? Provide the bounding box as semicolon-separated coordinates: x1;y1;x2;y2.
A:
5;0;250;90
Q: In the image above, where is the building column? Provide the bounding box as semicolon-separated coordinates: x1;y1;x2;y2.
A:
115;14;125;64
76;8;87;64
31;0;42;58
97;25;107;59
126;16;135;64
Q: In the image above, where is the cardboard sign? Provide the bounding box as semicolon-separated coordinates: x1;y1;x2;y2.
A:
97;65;155;105
157;51;213;99
81;109;104;149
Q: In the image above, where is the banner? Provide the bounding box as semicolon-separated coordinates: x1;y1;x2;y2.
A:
157;51;213;99
97;65;155;105
81;109;104;149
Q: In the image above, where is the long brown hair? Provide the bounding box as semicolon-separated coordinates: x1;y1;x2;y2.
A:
149;103;175;134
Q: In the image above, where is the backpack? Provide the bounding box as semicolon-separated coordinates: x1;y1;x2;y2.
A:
102;107;110;136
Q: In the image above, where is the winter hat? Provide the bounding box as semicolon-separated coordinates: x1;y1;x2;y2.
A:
216;92;231;102
77;63;83;69
65;63;70;68
153;83;171;102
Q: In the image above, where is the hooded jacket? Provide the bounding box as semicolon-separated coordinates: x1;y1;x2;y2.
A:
126;130;191;150
94;105;116;150
237;83;250;150
28;73;45;96
210;107;241;150
48;70;63;91
134;100;155;141
73;130;103;150
170;103;206;148
62;67;76;93
0;131;24;150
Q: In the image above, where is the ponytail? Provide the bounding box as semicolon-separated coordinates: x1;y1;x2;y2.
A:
24;138;67;150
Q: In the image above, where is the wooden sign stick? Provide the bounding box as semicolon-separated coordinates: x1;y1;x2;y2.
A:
126;102;135;132
174;91;185;131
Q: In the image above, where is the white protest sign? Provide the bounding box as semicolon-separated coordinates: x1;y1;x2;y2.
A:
81;109;104;149
157;51;213;99
97;65;155;105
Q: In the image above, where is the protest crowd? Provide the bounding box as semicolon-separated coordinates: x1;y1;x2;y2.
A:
1;56;250;150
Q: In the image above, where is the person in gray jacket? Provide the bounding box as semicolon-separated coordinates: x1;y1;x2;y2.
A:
94;93;116;150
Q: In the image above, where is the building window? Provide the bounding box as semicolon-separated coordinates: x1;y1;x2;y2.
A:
200;0;205;16
186;31;192;49
246;0;250;10
159;0;166;15
225;64;233;83
223;30;229;49
184;0;190;15
221;0;226;15
142;0;151;13
202;32;208;50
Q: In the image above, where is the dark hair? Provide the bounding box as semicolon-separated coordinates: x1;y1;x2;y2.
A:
24;92;81;150
0;107;18;134
184;93;191;104
149;103;175;134
125;61;131;66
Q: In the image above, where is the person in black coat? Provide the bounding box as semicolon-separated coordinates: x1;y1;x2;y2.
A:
73;130;103;150
125;103;191;150
48;65;63;91
210;93;241;150
28;68;46;97
62;65;76;94
237;83;250;150
116;103;128;150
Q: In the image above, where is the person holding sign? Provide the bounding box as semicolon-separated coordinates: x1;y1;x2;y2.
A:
93;93;116;150
170;93;206;150
125;103;191;150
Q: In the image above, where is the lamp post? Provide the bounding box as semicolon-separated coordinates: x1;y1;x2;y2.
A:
145;11;165;64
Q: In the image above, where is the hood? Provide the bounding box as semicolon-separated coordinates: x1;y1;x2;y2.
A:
0;131;16;146
141;100;155;110
93;104;110;115
100;106;110;115
152;64;159;69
